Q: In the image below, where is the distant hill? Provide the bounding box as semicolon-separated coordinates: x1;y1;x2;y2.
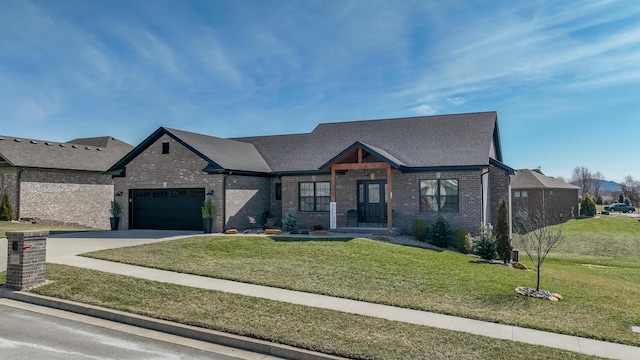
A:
570;180;621;192
600;180;621;192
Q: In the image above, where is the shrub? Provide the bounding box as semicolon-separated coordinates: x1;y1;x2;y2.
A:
495;197;511;264
0;191;13;221
312;224;324;231
472;229;497;260
412;219;429;242
453;229;472;253
282;208;297;232
430;215;452;248
580;194;596;217
595;196;603;205
110;200;122;217
201;198;215;219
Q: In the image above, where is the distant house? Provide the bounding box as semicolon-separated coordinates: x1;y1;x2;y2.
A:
510;169;579;229
108;111;514;235
0;135;133;228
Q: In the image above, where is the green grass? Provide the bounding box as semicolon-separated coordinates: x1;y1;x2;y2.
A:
31;264;602;360
0;221;95;238
83;216;640;347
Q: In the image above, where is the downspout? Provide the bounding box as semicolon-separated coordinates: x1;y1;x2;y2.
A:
480;168;490;230
17;168;24;220
222;173;228;232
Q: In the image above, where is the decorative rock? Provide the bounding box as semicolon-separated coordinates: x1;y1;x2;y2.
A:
265;229;282;235
512;262;528;270
225;229;239;234
515;287;563;301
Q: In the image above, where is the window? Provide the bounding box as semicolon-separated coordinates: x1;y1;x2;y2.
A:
419;179;459;212
275;183;282;201
162;142;170;154
299;181;330;212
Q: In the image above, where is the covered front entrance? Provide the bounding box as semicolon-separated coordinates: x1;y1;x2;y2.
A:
129;188;204;230
357;180;388;224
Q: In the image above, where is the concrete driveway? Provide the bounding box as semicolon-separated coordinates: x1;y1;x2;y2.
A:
1;230;203;272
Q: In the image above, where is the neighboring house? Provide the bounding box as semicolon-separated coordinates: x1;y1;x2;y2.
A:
510;169;579;229
108;111;514;236
0;135;133;229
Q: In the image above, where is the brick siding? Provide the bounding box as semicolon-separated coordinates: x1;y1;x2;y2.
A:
279;168;506;236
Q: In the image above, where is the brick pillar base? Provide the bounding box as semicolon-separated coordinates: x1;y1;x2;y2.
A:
6;230;48;290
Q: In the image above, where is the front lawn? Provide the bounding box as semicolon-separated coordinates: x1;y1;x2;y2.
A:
83;216;640;346
31;264;601;360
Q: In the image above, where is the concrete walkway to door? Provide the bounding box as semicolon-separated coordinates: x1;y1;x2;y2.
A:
1;230;639;359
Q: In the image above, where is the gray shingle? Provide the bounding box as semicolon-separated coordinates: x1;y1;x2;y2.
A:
163;128;272;173
0;135;133;172
235;111;501;172
511;169;579;190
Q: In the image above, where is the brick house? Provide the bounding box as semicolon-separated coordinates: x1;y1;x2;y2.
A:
0;135;133;229
108;111;514;235
510;168;579;229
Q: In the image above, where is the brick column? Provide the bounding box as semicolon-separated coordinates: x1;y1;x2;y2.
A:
6;230;48;290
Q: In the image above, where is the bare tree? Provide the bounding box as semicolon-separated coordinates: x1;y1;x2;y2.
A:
592;171;604;200
622;176;640;206
514;200;565;291
572;166;592;197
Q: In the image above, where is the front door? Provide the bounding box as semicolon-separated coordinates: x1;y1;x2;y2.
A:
357;180;387;224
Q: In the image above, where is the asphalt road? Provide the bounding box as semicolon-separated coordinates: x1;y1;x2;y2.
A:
0;300;265;360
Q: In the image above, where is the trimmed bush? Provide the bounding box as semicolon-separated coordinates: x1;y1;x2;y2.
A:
472;231;497;260
430;215;452;248
453;229;472;254
580;194;596;217
0;191;13;221
412;219;429;242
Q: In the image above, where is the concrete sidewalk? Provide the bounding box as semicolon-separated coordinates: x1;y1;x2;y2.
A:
3;230;640;359
49;254;640;360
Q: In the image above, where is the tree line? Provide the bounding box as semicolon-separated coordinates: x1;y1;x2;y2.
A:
570;166;639;205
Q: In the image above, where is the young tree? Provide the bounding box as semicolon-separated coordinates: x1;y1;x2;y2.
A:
495;197;511;264
515;204;565;291
622;175;640;206
592;171;604;200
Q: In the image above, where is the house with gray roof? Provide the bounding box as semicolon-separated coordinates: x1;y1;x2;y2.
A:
511;168;579;229
0;135;133;228
108;111;514;235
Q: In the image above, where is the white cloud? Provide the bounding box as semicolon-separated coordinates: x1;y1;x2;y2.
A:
447;97;466;106
412;104;437;115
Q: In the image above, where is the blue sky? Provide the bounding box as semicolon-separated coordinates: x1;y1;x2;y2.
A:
1;1;639;182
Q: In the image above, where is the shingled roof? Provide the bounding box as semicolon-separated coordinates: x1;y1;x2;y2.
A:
108;111;512;175
511;169;579;190
108;127;272;175
236;111;507;173
0;135;133;172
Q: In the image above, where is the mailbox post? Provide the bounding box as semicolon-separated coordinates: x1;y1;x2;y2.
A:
5;230;48;290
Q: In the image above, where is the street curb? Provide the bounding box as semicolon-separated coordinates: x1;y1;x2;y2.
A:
0;288;346;360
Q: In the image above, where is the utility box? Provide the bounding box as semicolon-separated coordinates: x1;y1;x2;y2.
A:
512;249;520;263
5;230;49;290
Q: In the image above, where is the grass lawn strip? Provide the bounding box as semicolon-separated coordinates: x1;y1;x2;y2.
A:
30;264;602;360
0;221;95;238
83;228;640;347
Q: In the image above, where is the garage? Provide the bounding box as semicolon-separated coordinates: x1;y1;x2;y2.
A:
129;188;204;230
